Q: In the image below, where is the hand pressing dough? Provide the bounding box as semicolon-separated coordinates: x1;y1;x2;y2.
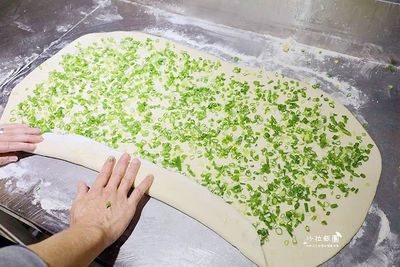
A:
34;133;267;266
0;32;382;266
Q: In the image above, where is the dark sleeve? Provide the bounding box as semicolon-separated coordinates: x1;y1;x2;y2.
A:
0;245;47;267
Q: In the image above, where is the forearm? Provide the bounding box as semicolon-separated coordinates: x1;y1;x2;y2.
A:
28;226;107;267
27;155;152;267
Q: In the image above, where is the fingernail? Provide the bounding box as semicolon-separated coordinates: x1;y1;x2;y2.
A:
132;158;140;164
9;156;18;162
28;144;36;151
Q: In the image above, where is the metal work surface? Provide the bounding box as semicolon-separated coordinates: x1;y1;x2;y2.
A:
0;0;399;266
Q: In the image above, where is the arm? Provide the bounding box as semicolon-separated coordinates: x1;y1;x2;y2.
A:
28;153;154;267
26;226;106;267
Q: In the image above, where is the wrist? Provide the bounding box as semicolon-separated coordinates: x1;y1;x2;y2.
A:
28;225;110;267
68;225;109;250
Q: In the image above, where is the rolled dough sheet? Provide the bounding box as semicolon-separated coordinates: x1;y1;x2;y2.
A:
0;31;382;267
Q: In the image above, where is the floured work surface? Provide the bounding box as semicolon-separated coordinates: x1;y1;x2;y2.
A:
1;32;382;266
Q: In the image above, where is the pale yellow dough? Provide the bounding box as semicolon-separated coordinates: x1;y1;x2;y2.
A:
0;32;382;267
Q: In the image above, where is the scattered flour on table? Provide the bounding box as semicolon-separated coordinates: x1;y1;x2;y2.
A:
370;204;392;247
349;222;365;247
56;24;72;33
0;53;39;90
0;159;71;215
96;13;123;22
13;21;34;33
348;203;399;266
361;204;399;267
0;161;37;193
93;0;112;7
0;161;29;179
0;67;14;88
75;0;122;23
31;178;72;212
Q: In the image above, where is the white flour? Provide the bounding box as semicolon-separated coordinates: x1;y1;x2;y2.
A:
0;53;39;93
14;21;34;33
370;204;392;246
0;160;38;193
0;160;29;179
93;0;123;22
360;204;399;267
0;159;71;215
349;222;365;247
347;203;399;266
96;13;123;22
31;178;72;212
56;24;72;33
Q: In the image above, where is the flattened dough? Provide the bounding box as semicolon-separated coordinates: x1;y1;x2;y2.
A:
0;32;382;266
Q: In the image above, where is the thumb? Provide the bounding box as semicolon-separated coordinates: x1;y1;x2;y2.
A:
75;181;89;200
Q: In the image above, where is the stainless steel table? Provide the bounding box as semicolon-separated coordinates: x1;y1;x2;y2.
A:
0;0;399;266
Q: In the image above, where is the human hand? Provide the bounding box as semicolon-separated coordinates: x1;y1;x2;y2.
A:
70;153;154;247
0;123;43;165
